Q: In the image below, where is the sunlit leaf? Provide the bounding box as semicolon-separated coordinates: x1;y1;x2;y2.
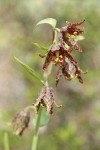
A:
36;18;57;29
32;107;50;127
14;57;44;84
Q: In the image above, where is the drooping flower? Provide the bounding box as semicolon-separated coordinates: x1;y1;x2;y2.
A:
41;44;77;70
12;110;30;136
58;19;85;52
39;19;86;86
55;57;87;86
33;85;62;114
40;43;86;86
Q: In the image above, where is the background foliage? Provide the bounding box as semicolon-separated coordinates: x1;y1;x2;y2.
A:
0;0;100;150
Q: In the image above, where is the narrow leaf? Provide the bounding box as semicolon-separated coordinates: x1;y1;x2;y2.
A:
36;18;57;29
14;57;44;84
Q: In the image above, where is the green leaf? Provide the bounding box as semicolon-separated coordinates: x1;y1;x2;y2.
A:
36;18;57;29
33;107;50;127
33;43;48;51
14;57;44;84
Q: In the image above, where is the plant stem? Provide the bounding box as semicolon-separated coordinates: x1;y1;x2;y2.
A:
53;30;58;44
31;28;56;150
31;106;42;150
4;132;10;150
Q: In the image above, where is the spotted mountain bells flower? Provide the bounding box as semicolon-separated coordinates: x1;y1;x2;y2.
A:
12;18;87;139
40;19;87;86
33;85;62;114
12;110;30;136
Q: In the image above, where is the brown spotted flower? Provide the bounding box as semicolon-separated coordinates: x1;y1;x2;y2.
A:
12;110;30;136
58;19;85;52
33;85;62;114
41;44;77;70
40;44;86;86
39;19;86;86
56;58;86;86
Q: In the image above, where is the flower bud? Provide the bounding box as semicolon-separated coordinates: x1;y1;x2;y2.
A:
12;110;30;136
33;85;62;114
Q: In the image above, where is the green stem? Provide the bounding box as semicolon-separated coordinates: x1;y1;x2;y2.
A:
25;105;37;113
4;132;10;150
53;30;58;45
31;27;57;150
31;106;42;150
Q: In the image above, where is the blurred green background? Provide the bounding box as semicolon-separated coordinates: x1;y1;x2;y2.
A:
0;0;100;149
